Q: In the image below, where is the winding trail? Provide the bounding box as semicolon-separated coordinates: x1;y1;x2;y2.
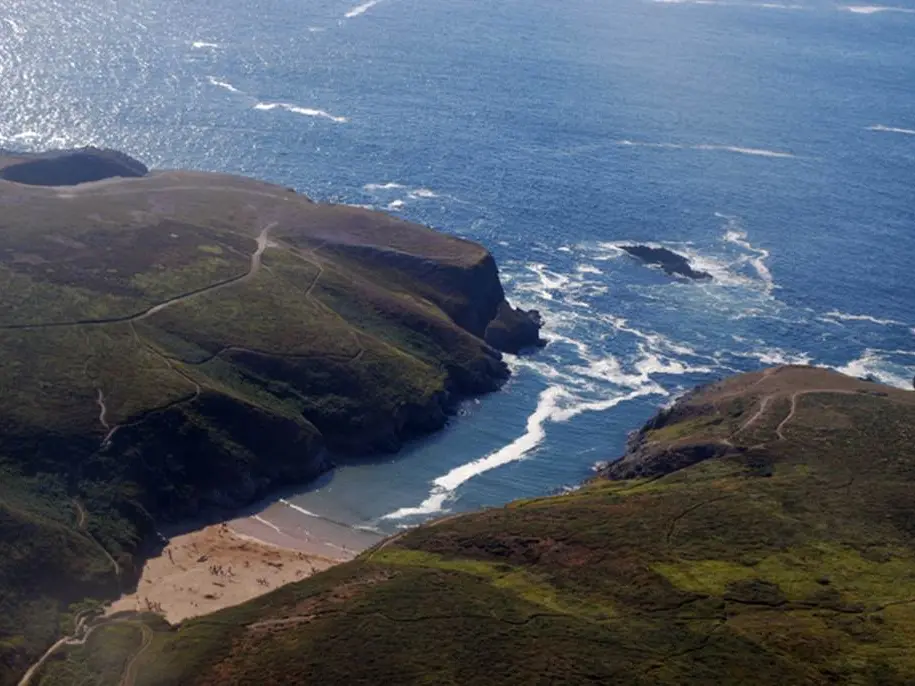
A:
0;223;275;331
732;394;774;437
775;389;861;441
16;616;153;686
96;389;110;430
17;613;101;686
120;624;153;686
73;500;121;582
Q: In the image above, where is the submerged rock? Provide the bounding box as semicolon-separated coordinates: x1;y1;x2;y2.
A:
621;244;712;280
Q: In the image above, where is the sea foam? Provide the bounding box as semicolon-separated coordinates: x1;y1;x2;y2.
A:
843;5;915;13
821;310;905;326
835;350;914;389
615;140;795;158
207;76;241;93
382;384;662;520
279;498;321;518
345;0;382;18
867;124;915;135
254;102;348;123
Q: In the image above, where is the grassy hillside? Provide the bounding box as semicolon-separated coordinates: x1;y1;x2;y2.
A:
0;154;539;684
42;366;915;685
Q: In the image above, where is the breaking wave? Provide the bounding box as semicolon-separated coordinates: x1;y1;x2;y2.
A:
254;102;348;123
345;0;383;18
842;5;915;13
615;140;795;158
207;76;241;93
382;384;662;520
821;310;906;327
836;350;914;389
867;124;915;135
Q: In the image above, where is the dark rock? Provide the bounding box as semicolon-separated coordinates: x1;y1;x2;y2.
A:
484;302;545;354
621;244;712;280
0;146;148;186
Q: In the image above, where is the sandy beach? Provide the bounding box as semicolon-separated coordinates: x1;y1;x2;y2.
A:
108;514;367;624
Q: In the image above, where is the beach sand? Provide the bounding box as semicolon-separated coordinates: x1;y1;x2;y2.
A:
108;519;346;624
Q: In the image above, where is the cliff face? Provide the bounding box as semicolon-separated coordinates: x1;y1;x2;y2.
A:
89;367;915;686
0;152;540;683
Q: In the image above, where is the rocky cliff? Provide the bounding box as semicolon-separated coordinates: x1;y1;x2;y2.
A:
0;148;540;684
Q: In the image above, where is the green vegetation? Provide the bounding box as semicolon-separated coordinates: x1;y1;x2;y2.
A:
0;163;536;685
44;366;915;685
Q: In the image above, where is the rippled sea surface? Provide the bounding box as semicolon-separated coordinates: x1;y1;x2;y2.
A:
3;0;913;533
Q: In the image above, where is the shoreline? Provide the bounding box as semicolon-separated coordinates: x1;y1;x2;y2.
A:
109;500;384;624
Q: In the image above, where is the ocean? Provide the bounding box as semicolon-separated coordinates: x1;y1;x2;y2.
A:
2;0;913;537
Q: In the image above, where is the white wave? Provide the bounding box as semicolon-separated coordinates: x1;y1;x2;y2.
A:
634;349;713;377
867;124;915;135
254;102;348;123
279;498;321;518
734;348;812;366
192;41;219;49
408;188;438;199
835;350;913;389
675;246;760;288
4;17;24;34
382;385;661;520
615;140;794;158
387;200;405;210
345;0;382;18
364;182;406;191
821;310;905;326
652;0;804;8
719;214;775;292
843;4;915;13
8;131;41;141
308;26;326;32
252;514;283;534
207;76;241;93
510;263;574;303
696;144;795;158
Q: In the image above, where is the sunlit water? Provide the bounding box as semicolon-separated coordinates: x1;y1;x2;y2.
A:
2;0;913;536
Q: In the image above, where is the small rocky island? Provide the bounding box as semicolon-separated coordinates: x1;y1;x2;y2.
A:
621;244;712;280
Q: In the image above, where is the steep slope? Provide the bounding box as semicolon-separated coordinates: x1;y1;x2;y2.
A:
0;150;540;684
52;366;915;686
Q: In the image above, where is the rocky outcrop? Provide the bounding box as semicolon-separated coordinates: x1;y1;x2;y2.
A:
621;244;712;280
484;302;545;354
0;147;148;186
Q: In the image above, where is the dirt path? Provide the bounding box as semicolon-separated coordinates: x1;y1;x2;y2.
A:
120;624;153;686
17;613;100;686
0;223;275;332
733;394;774;437
96;389;110;431
73;499;121;583
775;389;861;441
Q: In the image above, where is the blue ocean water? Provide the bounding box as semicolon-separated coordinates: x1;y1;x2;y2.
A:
3;0;914;536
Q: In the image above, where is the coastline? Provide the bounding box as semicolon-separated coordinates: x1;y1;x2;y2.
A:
109;501;385;624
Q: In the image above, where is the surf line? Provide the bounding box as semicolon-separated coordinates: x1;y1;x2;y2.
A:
383;384;661;521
